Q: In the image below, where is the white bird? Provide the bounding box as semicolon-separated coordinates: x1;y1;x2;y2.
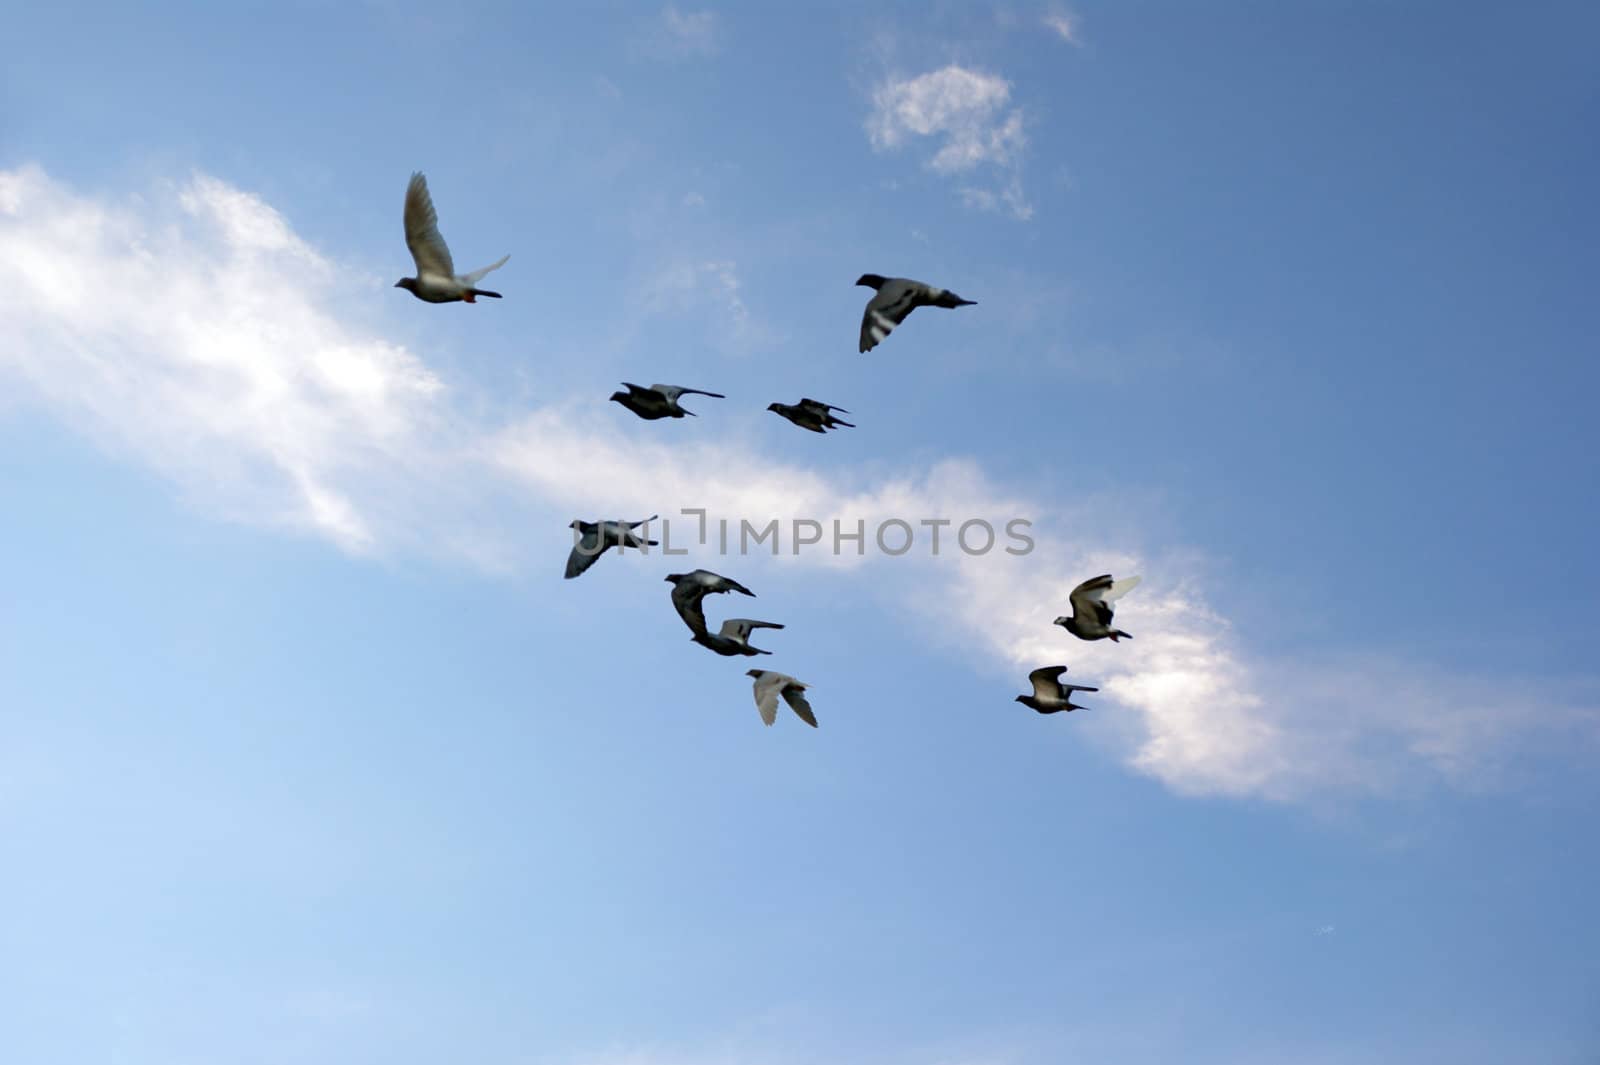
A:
767;397;855;434
394;172;509;304
746;670;818;728
1054;574;1142;641
1014;666;1099;714
693;617;784;657
856;273;975;353
665;569;756;635
564;516;659;579
611;383;726;420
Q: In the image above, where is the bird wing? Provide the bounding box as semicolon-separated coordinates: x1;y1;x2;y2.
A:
564;531;606;579
671;581;711;635
721;618;783;640
1101;575;1142;602
650;385;725;400
799;398;849;414
859;279;922;353
403;172;455;277
751;672;783;726
1069;575;1114;619
781;685;818;728
1028;665;1068;699
460;254;509;286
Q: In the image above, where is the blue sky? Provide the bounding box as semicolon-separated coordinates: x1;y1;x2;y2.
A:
2;2;1598;1062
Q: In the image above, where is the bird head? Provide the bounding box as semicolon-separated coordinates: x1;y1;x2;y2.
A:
394;278;417;291
608;391;627;404
1013;695;1029;705
766;403;782;413
1052;616;1070;628
746;669;765;679
665;574;683;583
568;520;582;529
855;273;887;290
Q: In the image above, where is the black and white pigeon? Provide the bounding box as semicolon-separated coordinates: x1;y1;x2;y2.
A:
611;383;726;420
665;569;756;635
856;273;976;353
395;172;509;304
1015;666;1099;714
692;617;784;657
564;516;659;579
1054;574;1142;642
746;670;818;728
767;398;855;434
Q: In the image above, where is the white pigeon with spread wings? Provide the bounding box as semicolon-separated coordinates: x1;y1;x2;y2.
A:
1054;574;1142;642
746;670;818;728
856;273;975;353
394;172;509;304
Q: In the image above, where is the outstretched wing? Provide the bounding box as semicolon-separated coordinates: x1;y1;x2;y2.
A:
751;672;783;726
1028;665;1068;699
650;384;725;401
564;532;607;579
670;581;711;635
859;279;923;353
460;254;509;286
799;398;849;414
403;172;455;278
721;618;783;640
781;685;818;728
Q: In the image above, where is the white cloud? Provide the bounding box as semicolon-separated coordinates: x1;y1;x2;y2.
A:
642;257;779;353
1043;10;1080;45
638;5;722;61
867;65;1031;219
2;165;1592;802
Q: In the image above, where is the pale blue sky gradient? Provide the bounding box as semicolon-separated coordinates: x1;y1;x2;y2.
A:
2;3;1598;1063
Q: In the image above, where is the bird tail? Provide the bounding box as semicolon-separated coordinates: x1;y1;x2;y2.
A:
467;288;502;299
832;417;856;429
1109;630;1132;642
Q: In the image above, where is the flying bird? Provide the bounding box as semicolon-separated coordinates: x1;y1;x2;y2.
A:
666;569;756;635
746;670;818;728
692;617;784;657
1054;574;1142;641
610;382;726;420
767;397;855;434
856;274;975;353
564;516;659;579
1015;666;1099;714
394;171;509;304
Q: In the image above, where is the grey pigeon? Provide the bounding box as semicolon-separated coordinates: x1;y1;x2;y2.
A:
610;382;726;420
1015;666;1099;714
564;515;659;579
746;670;818;728
767;397;855;434
666;569;756;636
693;617;784;657
394;172;509;303
856;273;975;352
1054;574;1142;642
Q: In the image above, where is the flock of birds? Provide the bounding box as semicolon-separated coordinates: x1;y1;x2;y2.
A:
394;171;1143;728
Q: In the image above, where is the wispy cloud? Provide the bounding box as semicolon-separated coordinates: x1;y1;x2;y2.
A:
635;5;723;61
1043;10;1081;45
3;165;1593;802
866;65;1032;219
